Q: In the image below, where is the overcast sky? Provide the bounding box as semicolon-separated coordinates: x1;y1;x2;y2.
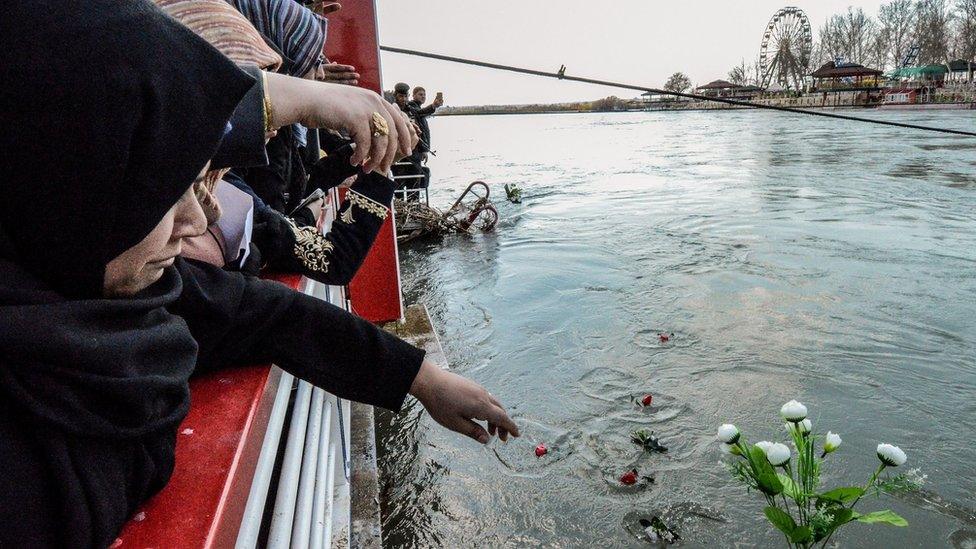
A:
377;0;887;105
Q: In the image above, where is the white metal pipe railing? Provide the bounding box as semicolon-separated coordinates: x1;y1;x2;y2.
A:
237;195;354;549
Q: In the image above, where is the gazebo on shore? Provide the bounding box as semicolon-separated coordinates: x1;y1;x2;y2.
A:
695;80;763;99
947;59;975;83
810;61;883;91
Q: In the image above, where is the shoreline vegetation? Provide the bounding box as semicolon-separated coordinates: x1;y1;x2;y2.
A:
437;94;976;116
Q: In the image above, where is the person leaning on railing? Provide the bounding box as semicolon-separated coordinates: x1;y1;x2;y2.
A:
156;0;406;286
0;2;519;549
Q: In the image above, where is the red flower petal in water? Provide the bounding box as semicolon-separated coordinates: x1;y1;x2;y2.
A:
535;443;548;457
620;469;639;485
658;333;671;343
641;394;653;407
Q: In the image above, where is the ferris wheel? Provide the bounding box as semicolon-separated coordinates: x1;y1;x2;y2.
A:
758;7;813;90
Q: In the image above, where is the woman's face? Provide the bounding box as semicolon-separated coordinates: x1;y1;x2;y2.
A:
102;166;209;297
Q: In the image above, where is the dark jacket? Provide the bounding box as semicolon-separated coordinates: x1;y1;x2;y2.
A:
406;99;437;153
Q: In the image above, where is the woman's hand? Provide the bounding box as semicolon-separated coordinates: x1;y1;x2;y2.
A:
265;72;411;173
409;360;520;444
319;62;360;86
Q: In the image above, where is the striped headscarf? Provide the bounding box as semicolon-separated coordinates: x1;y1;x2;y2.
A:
154;0;283;71
154;0;285;227
229;0;328;77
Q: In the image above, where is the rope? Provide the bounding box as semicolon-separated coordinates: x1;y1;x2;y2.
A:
380;46;976;138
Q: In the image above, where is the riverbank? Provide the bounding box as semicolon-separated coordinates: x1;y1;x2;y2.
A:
438;91;976;116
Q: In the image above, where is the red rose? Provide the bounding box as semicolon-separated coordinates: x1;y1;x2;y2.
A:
535;443;548;457
658;333;671;343
641;394;653;407
620;469;638;485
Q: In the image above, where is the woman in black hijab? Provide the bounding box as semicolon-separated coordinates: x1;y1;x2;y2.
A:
0;1;517;547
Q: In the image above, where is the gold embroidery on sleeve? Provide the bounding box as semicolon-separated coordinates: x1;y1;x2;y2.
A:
340;191;389;224
291;223;334;273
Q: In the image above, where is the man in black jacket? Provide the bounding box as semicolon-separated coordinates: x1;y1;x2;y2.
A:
407;86;442;159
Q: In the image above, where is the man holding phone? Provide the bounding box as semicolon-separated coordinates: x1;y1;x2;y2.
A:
407;86;443;160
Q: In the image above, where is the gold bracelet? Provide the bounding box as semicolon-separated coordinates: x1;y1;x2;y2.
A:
261;71;275;132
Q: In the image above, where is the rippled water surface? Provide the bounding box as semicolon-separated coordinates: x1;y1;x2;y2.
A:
376;110;976;548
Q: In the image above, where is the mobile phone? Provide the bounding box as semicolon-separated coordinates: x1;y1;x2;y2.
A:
290;188;325;215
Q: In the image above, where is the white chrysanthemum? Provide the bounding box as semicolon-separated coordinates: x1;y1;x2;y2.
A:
717;424;740;444
824;431;842;453
755;441;774;454
780;400;808;422
766;442;791;466
786;418;812;435
877;443;907;467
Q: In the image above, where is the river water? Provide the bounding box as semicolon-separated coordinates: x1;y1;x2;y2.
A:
375;109;976;548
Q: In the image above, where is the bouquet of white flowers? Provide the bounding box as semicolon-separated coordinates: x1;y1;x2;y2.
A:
717;400;914;547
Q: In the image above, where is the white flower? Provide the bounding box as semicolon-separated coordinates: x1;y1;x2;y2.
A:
824;431;842;453
765;442;792;466
717;424;740;444
780;400;808;422
755;440;774;454
786;418;812;435
877;443;907;467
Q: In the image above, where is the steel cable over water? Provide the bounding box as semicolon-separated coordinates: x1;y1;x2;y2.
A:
380;45;976;138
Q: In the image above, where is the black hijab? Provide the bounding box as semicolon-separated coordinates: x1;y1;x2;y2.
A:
0;1;256;546
0;0;255;297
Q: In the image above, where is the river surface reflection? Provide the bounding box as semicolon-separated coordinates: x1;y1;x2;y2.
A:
376;110;976;548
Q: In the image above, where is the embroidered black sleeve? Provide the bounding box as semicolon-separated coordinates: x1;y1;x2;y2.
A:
285;172;396;285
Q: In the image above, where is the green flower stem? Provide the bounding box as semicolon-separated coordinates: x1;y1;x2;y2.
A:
850;464;887;509
819;464;888;549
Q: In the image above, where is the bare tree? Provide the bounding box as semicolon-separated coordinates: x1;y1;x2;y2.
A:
841;7;879;64
813;9;879;66
916;0;955;63
878;0;919;68
728;59;753;85
663;72;692;95
955;0;976;60
813;16;845;66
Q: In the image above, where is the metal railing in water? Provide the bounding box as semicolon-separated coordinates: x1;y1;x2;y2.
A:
236;198;352;549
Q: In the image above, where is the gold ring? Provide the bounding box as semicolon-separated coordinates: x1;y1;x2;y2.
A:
370;112;389;137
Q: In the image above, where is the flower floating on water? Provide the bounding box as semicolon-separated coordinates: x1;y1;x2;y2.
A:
641;394;653;407
877;443;907;467
631;429;668;453
658;333;673;343
765;442;791;466
717;424;740;444
535;443;548;457
780;400;808;422
823;431;842;454
620;469;639;485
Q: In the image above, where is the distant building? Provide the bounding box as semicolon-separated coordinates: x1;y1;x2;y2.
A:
695;80;763;99
810;61;883;92
886;64;949;86
947;60;975;83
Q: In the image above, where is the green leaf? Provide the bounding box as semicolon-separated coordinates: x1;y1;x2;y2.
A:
764;506;797;537
777;473;799;498
816;486;864;507
855;510;908;527
750;446;784;496
789;525;813;543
